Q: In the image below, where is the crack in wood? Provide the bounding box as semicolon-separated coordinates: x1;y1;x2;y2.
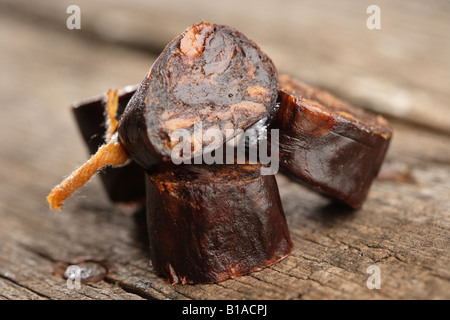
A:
0;274;51;300
103;277;158;300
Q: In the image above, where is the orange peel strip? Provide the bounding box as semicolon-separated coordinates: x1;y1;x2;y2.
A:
47;141;129;211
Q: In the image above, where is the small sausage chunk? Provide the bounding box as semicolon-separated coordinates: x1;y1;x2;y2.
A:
72;85;146;204
145;164;293;284
270;75;393;209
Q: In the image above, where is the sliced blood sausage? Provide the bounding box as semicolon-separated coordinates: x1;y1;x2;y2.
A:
72;85;146;204
145;164;293;284
270;75;393;209
118;22;278;169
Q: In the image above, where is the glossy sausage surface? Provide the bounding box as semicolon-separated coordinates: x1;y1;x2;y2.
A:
146;164;293;284
270;75;393;208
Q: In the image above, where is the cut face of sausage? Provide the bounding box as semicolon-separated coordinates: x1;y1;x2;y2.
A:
270;75;393;209
118;22;278;169
72;85;146;204
145;164;293;284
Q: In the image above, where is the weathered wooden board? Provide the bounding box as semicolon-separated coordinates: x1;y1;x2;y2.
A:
0;1;449;300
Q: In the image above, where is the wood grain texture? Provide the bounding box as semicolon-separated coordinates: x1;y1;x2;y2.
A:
0;1;449;300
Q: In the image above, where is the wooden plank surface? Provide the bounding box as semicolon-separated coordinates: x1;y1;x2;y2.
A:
0;0;449;300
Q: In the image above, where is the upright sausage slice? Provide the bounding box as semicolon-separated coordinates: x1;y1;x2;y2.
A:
146;164;293;284
270;75;393;208
118;22;279;169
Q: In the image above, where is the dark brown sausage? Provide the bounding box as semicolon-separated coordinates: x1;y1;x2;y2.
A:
270;75;393;208
72;85;146;204
145;164;293;284
118;22;279;169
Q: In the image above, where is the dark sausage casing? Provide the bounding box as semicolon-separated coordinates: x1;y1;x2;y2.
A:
271;75;393;209
146;164;293;284
118;22;279;169
72;85;145;204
